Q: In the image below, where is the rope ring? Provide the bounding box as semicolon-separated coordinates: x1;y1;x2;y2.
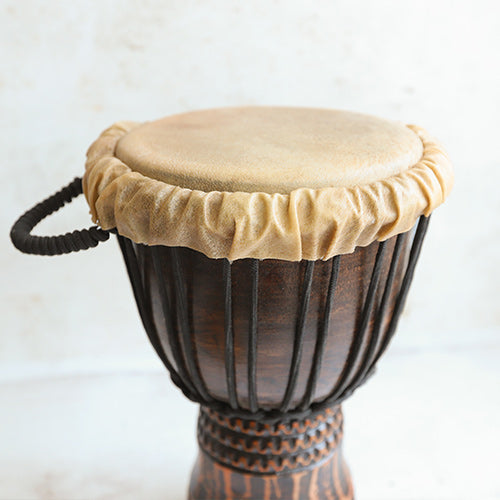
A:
10;177;110;256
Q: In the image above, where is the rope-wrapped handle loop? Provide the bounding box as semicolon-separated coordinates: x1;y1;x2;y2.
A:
10;177;110;256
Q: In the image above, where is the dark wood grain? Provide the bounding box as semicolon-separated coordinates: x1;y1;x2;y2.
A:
190;406;353;500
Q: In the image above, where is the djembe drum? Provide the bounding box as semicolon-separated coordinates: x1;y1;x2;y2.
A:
11;107;453;500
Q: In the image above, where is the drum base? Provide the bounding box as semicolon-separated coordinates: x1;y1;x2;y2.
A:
189;405;354;500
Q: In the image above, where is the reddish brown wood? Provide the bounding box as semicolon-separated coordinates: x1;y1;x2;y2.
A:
140;231;412;410
190;406;353;500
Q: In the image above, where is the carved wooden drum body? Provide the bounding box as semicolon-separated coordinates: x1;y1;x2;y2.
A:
117;218;424;499
11;107;453;500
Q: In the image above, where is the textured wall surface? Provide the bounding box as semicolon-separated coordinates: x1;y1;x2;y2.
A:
1;1;499;499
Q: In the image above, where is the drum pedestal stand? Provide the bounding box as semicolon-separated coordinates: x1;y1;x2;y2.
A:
190;405;353;500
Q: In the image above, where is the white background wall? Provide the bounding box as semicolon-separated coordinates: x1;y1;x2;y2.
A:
1;1;499;499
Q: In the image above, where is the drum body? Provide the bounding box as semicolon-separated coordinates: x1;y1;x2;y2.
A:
117;216;429;500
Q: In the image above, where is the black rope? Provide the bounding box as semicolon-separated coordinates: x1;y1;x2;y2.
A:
10;177;109;255
366;215;431;373
223;259;238;410
150;246;198;398
327;240;388;402
280;260;315;413
195;385;352;425
342;233;405;394
117;236;197;402
247;259;259;413
300;255;340;411
171;247;213;404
